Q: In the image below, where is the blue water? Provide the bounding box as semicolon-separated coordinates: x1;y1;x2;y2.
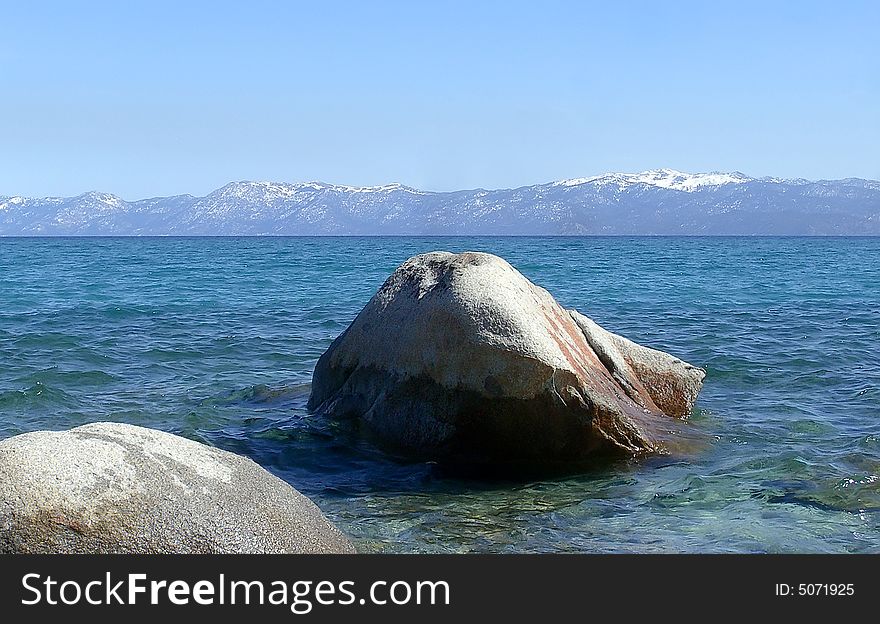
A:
1;237;879;553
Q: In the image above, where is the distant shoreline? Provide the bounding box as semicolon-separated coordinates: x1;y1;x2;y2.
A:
2;235;879;239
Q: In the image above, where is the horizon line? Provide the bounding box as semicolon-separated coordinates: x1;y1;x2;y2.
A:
3;234;880;240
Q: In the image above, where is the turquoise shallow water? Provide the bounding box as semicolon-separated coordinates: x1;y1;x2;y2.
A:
1;236;879;552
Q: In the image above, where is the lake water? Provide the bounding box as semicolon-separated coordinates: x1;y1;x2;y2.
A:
1;236;878;553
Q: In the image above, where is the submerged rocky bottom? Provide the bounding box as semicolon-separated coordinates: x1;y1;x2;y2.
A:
197;384;880;553
1;236;879;552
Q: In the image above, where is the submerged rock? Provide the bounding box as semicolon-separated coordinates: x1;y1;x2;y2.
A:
0;422;355;553
308;251;705;464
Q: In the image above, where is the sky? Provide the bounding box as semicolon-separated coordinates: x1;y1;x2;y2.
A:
1;0;878;199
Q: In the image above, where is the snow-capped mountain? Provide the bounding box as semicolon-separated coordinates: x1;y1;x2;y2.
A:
1;170;878;235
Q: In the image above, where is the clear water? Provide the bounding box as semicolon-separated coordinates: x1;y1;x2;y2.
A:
1;236;879;553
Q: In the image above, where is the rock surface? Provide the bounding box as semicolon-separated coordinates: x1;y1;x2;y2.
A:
0;422;355;553
308;251;705;463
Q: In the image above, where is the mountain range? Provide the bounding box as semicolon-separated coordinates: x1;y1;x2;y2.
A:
2;169;878;235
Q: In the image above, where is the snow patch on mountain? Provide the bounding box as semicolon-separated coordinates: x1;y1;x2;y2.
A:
556;169;753;192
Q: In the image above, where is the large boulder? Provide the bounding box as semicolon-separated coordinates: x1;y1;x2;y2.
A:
308;251;705;464
0;422;355;553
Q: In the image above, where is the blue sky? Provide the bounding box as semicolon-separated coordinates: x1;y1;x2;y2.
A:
2;0;877;199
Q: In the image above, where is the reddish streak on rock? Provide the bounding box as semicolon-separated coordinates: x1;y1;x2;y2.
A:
538;299;668;443
541;303;621;395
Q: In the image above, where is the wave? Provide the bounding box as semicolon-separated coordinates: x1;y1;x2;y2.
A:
0;382;76;409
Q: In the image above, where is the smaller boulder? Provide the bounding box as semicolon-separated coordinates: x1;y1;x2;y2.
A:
0;422;355;554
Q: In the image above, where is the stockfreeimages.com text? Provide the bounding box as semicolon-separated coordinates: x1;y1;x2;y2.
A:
21;572;450;614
